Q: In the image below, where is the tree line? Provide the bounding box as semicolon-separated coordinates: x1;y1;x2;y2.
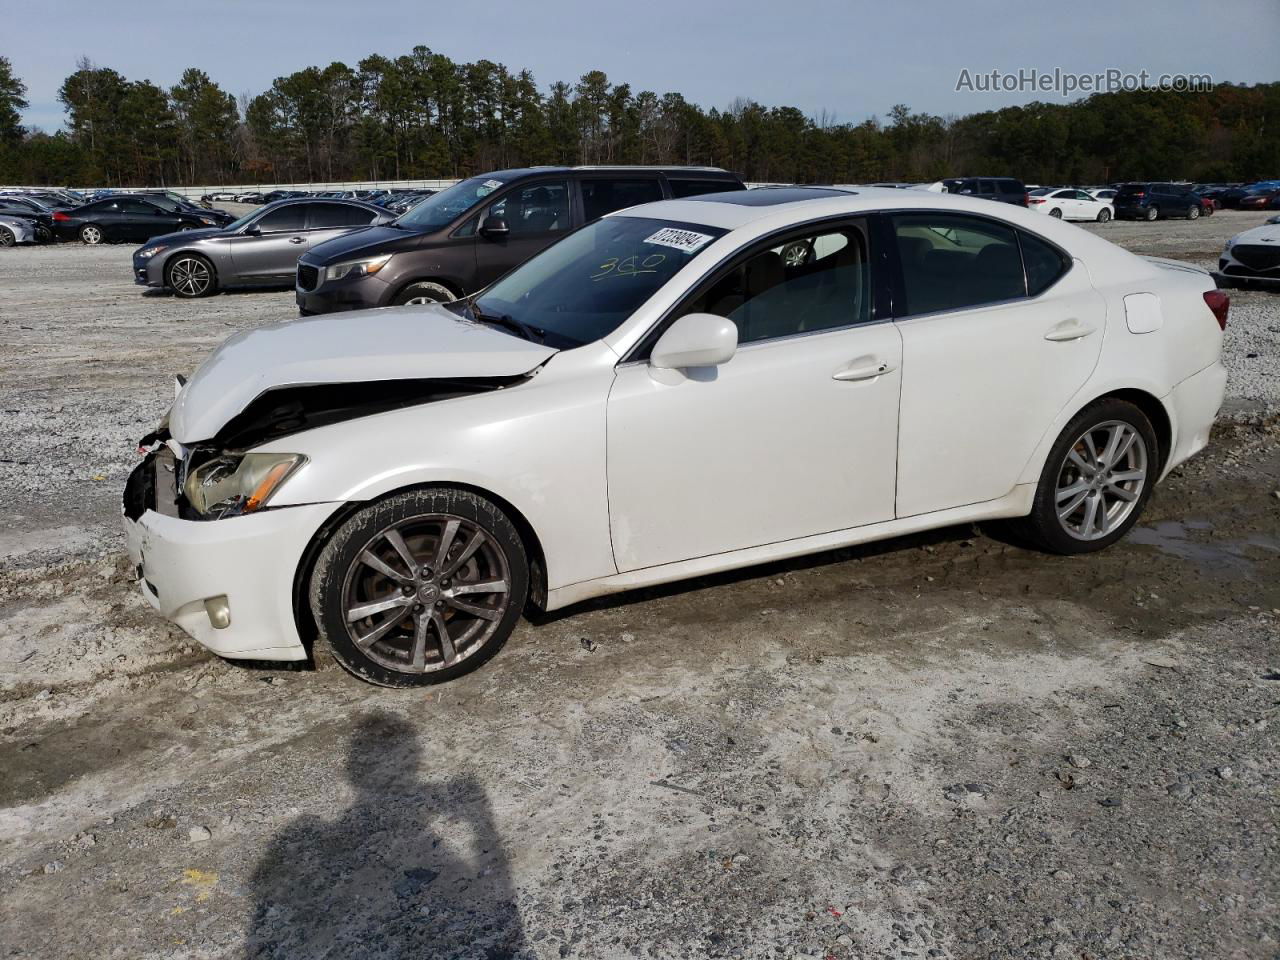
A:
0;52;1276;187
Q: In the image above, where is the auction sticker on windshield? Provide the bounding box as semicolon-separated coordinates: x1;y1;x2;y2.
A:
644;227;715;253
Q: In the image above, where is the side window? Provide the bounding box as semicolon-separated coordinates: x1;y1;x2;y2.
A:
1019;231;1070;297
979;179;996;194
669;179;738;199
892;213;1025;316
120;199;155;215
681;224;872;345
489;180;570;236
255;205;307;233
581;178;663;221
308;203;375;229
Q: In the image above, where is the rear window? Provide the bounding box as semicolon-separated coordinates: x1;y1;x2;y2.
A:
309;203;376;228
1116;184;1148;196
668;178;743;199
1020;232;1070;296
581;178;663;221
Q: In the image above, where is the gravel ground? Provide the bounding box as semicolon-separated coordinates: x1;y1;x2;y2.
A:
0;208;1277;959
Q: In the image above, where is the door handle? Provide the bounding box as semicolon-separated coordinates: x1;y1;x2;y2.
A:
288;236;305;244
833;356;895;381
1044;319;1096;342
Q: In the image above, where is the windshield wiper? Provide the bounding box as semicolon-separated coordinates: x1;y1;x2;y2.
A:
467;301;545;343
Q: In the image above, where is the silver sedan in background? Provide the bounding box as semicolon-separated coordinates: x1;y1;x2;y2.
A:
0;214;39;246
133;198;396;298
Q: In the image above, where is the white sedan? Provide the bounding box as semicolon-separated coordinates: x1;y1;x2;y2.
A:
124;187;1228;686
1029;188;1114;222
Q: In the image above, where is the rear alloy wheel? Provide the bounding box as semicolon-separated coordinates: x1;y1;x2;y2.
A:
393;281;456;306
1096;207;1111;222
1144;206;1159;221
1020;398;1157;554
79;224;103;245
166;255;216;298
1187;205;1200;220
1049;208;1063;219
0;226;14;247
311;488;529;687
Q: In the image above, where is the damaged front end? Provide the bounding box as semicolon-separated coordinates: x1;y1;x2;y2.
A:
126;374;529;523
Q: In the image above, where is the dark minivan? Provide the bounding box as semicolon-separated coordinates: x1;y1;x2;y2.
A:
1112;183;1203;221
941;177;1028;206
295;166;746;313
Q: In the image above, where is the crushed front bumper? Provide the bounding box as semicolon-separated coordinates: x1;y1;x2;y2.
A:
123;456;341;661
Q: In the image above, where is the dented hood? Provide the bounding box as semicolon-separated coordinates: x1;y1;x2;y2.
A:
169;304;557;443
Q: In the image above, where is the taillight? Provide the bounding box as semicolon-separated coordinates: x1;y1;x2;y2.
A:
1203;290;1229;331
1023;193;1030;206
1029;197;1045;204
52;211;70;221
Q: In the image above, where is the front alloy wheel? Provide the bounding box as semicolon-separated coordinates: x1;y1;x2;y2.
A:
311;488;528;686
167;256;215;297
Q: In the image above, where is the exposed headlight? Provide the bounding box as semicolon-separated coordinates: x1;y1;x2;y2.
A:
198;217;216;225
325;253;392;282
183;452;306;519
137;244;167;259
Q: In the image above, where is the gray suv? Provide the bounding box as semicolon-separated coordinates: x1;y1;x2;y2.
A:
133;198;396;298
295;166;746;314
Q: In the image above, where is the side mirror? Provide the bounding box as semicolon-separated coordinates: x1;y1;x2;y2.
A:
480;216;509;238
650;313;737;373
244;225;261;236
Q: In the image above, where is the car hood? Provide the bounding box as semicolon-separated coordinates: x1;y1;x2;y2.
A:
142;227;228;247
304;223;425;264
1228;223;1280;246
169;303;557;443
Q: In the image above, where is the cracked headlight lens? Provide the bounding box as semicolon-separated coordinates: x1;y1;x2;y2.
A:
183;452;306;519
325;253;392;282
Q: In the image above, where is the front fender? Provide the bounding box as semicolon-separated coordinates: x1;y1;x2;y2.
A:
256;348;619;592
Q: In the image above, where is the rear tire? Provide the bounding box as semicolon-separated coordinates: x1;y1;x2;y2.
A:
79;224;103;244
1144;206;1159;221
165;254;217;298
310;487;529;687
1049;208;1063;219
392;281;456;306
1096;207;1111;222
1018;398;1158;555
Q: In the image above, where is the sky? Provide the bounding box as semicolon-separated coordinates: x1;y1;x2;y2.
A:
7;0;1278;132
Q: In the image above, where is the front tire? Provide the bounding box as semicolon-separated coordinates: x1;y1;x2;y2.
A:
166;254;217;298
79;224;103;244
1019;398;1158;554
392;281;456;306
310;487;529;687
1187;205;1200;220
1096;207;1111;222
0;226;14;247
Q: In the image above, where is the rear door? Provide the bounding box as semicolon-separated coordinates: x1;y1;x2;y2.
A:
229;203;309;282
473;179;572;288
888;211;1106;517
307;201;382;249
578;176;664;223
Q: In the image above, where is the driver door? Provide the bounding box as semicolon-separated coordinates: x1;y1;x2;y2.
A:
606;220;901;572
473;179;573;289
229;203;309;282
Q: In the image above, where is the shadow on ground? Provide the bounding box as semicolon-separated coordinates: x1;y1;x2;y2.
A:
243;711;529;959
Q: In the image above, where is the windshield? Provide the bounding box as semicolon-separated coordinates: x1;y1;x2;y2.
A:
224;208;262;232
473;216;727;349
395;176;508;231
